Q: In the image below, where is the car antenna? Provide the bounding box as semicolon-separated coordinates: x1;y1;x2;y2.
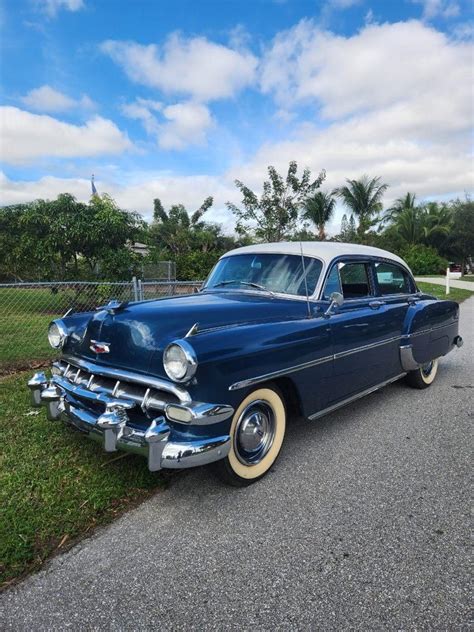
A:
300;242;312;319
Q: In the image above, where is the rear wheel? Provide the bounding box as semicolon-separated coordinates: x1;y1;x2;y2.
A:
405;358;439;389
213;386;286;487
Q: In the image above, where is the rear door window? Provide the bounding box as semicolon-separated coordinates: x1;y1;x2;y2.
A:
375;262;411;295
339;262;372;298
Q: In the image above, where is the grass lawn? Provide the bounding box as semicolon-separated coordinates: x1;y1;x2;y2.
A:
0;372;166;588
0;285;132;373
417;281;472;303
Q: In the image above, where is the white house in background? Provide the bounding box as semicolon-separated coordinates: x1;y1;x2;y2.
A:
128;242;150;256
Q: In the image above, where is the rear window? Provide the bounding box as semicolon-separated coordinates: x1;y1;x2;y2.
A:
375;262;411;295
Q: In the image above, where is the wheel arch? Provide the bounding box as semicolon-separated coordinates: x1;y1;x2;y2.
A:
264;376;303;421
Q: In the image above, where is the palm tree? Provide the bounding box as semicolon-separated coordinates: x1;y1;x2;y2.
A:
302;191;336;240
384;192;417;223
333;175;388;238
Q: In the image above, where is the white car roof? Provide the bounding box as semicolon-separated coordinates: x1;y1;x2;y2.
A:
222;241;410;271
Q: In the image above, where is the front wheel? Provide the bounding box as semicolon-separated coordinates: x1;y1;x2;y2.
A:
405;358;439;389
213;386;286;486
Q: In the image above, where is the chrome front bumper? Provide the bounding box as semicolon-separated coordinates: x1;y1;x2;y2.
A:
27;371;232;472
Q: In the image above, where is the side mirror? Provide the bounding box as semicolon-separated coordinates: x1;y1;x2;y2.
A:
324;291;344;318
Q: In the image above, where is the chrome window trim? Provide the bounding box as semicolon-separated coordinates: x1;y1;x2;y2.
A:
318;255;414;301
62;354;191;402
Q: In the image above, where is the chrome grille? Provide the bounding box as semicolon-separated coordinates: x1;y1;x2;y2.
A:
52;358;185;418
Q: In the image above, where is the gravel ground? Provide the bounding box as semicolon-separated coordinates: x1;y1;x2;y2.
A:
1;299;472;631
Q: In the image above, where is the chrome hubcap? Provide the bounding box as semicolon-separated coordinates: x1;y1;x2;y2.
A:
234;400;275;465
421;361;434;377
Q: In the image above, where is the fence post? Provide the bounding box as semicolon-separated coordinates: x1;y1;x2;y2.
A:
446;267;450;295
132;276;139;302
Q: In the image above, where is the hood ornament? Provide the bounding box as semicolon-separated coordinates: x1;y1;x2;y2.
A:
97;300;129;315
185;323;199;337
90;340;111;354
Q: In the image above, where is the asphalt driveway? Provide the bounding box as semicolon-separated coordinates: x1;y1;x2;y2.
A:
1;299;472;631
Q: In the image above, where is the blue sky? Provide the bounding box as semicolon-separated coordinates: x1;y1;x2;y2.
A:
0;0;472;233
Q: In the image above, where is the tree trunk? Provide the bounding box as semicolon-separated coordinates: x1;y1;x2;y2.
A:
318;225;326;241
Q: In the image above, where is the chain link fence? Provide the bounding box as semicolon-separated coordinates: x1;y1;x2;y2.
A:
0;279;202;373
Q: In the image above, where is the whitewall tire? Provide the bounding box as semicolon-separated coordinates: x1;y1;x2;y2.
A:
213;386;286;486
405;358;439;389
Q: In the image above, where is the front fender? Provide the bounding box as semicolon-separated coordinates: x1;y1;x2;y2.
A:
187;316;333;415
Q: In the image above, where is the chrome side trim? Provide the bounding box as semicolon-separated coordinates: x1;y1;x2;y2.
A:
229;354;334;391
308;373;406;420
229;336;402;391
229;324;454;392
408;321;455;339
399;345;421;371
63;355;191;402
334;335;402;360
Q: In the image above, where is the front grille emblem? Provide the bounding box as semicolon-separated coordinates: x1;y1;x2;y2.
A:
90;340;111;354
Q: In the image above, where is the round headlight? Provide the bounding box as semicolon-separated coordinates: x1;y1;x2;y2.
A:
48;320;68;349
163;340;197;383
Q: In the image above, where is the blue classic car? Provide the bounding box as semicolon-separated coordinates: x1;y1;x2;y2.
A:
28;242;463;486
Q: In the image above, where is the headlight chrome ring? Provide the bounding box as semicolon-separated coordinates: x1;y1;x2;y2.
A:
48;319;69;349
163;339;198;383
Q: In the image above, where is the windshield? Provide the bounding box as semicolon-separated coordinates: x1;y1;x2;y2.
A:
203;253;322;297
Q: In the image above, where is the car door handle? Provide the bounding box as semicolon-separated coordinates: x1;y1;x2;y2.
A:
369;300;385;310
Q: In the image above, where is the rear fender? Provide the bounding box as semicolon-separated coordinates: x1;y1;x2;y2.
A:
401;298;459;368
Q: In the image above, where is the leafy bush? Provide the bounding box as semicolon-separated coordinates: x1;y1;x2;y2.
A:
400;244;448;275
176;250;223;280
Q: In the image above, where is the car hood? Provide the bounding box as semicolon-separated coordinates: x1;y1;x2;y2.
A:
63;291;307;375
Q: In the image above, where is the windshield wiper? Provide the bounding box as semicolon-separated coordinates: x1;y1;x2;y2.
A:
211;280;275;296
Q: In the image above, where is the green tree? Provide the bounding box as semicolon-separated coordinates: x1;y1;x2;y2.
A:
148;197;243;280
337;213;358;242
227;161;326;242
333;175;388;239
149;197;214;257
444;197;474;270
383;192;417;224
0;193;145;281
302;191;336;240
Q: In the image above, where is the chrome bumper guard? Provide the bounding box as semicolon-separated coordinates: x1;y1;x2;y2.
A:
27;371;232;472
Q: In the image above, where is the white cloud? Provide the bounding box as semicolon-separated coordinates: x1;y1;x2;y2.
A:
411;0;460;19
0;107;131;165
250;18;473;232
260;20;472;123
159;102;213;150
21;85;95;113
37;0;85;18
122;99;213;150
101;34;258;101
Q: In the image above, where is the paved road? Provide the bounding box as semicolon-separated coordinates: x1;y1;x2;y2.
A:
415;276;474;291
1;300;472;631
